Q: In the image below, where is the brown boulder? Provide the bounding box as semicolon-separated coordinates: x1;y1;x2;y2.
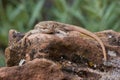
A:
2;21;120;80
0;59;82;80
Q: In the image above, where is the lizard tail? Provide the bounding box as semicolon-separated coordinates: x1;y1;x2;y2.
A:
66;25;107;62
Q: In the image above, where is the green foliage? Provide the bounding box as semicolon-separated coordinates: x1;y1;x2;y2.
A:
52;0;120;31
0;0;120;46
0;0;45;46
0;52;5;67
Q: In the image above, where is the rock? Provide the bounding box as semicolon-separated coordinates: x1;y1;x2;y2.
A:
2;21;120;80
0;59;82;80
5;22;104;67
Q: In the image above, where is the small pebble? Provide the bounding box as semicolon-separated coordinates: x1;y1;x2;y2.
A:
108;50;117;57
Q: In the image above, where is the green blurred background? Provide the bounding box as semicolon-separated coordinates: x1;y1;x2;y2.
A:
0;0;120;67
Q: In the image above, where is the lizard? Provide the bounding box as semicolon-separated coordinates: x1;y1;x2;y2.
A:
20;21;107;62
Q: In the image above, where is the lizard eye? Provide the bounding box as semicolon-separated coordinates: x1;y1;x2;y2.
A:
55;30;60;33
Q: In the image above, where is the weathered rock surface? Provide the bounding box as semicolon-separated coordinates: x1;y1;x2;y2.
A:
1;21;120;80
0;59;82;80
